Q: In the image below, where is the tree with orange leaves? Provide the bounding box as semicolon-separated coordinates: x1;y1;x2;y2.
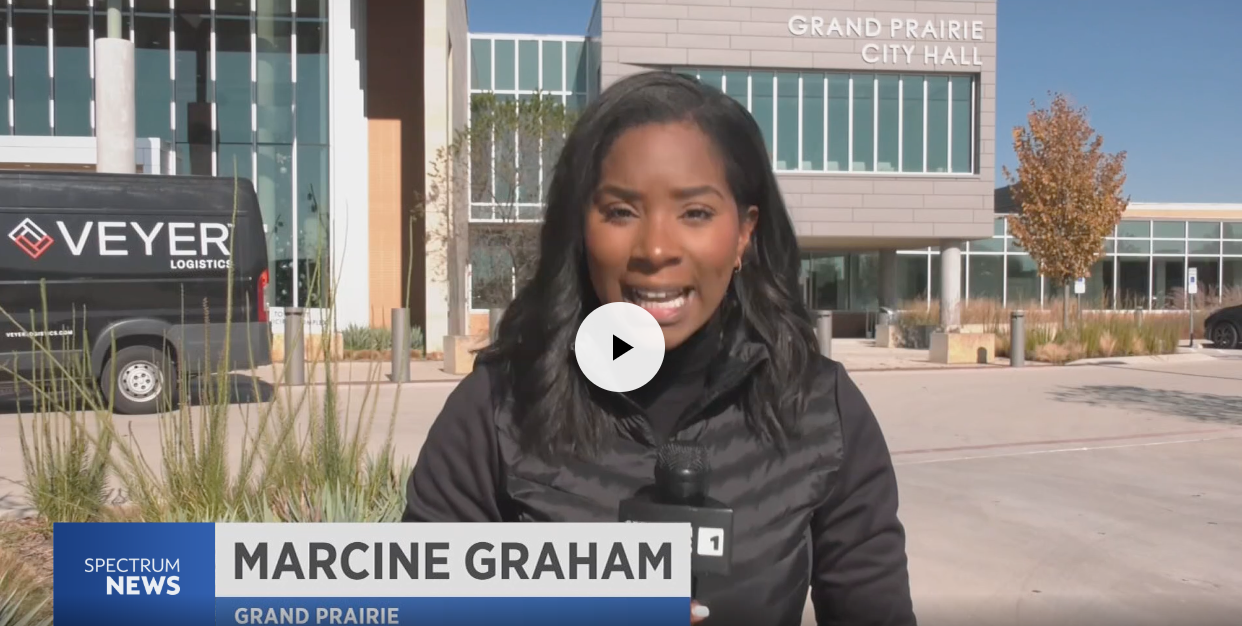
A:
1002;92;1129;327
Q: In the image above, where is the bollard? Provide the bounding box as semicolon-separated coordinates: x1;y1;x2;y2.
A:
816;311;833;359
284;307;305;385
489;307;505;342
1010;310;1025;368
390;308;410;383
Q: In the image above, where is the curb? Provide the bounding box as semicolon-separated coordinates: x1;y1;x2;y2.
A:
1066;352;1219;367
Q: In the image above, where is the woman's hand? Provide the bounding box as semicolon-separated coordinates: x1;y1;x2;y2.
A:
690;600;710;623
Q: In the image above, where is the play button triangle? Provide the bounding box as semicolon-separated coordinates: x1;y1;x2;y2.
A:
613;335;633;360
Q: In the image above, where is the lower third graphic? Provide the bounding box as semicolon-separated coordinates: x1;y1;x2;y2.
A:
9;218;55;259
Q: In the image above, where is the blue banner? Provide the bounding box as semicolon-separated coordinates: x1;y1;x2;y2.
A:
52;521;692;626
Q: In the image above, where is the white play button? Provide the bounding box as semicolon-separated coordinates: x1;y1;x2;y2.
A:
574;302;664;392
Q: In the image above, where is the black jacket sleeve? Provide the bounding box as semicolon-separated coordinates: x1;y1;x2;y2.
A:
809;362;917;626
401;366;505;522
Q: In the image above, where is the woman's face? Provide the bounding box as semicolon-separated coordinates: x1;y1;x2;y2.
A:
585;121;757;350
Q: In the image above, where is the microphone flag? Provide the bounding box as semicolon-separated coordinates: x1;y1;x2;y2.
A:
53;521;691;626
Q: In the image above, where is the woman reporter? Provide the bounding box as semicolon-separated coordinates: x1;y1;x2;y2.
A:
403;71;917;626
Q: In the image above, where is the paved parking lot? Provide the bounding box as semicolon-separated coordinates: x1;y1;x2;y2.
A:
2;356;1240;625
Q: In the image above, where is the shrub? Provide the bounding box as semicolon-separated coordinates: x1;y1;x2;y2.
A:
0;549;52;626
899;297;1185;364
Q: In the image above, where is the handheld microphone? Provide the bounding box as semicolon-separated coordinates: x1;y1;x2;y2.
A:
618;442;735;595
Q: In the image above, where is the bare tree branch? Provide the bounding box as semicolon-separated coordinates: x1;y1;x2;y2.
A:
421;93;579;311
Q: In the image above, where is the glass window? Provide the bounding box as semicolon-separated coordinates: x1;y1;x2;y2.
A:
1153;240;1185;254
1117;220;1150;238
849;253;878;310
949;76;972;173
1152;220;1184;238
13;8;51;136
471;38;492;90
1117;258;1149;308
134;11;172;142
256;11;294;146
517;97;541;204
968;255;1003;300
804;255;847;310
1006;255;1039;305
518;40;538;91
851;74;874;172
52;9;92;136
774;72;799;170
925;76;949;173
298;144;331;307
492;101;517;206
800;72;823;171
470;238;515;310
826;74;848;171
217;143;253;181
994;217;1007;236
296;0;326;18
0;10;8;133
697;69;722;92
1225;260;1242;290
258;144;295;307
565;40;585;94
1226;241;1242;255
174;1;210;158
896;253;931;301
1226;222;1242;239
1007;236;1026;253
1150;257;1184;309
751;71;774;159
968;237;1002;252
296;19;329;145
876;75;899;172
494;39;516;90
1190;240;1220;255
1083;259;1112;308
900;75;923;173
541;40;563;92
1188;222;1221;239
723;70;747;110
1116;239;1150;254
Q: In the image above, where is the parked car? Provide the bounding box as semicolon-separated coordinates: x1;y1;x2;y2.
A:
1205;304;1242;349
0;170;272;414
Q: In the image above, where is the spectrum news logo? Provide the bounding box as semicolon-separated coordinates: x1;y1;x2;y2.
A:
8;217;55;259
86;556;183;596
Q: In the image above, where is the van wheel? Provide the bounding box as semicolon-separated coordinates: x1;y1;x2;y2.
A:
101;346;176;415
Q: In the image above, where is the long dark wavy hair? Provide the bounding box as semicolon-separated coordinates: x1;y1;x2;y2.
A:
475;70;820;460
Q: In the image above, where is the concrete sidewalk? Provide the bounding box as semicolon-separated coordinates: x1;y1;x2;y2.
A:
250;338;1029;386
246;339;1227;387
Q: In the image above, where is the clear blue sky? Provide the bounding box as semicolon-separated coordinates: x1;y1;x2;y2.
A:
466;0;1241;204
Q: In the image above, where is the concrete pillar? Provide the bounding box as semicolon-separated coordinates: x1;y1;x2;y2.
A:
94;36;136;174
878;249;899;309
939;240;963;330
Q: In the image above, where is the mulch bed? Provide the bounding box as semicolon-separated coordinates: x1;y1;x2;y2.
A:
0;517;54;589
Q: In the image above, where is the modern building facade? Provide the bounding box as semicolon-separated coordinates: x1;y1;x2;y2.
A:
3;0;1238;346
0;0;471;352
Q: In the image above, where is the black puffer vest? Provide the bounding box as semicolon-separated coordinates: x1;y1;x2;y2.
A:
403;337;916;626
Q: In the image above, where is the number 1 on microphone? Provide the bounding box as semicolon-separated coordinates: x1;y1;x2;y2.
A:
696;527;725;557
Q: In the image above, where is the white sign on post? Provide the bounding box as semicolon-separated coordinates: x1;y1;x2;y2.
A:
1074;278;1086;295
1188;267;1198;294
